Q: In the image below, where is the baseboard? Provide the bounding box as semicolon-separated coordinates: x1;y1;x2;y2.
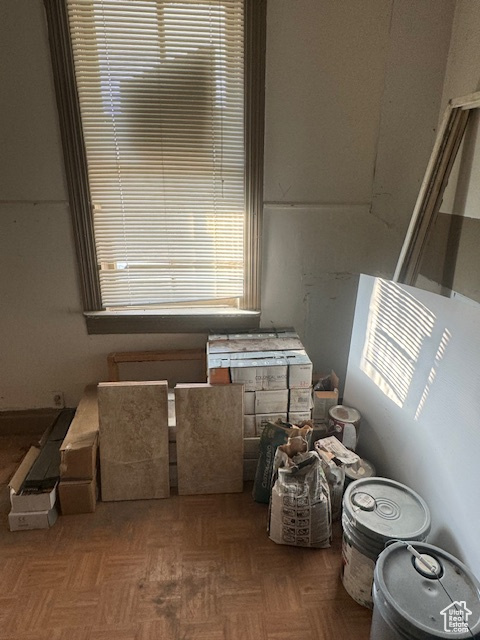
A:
0;409;60;436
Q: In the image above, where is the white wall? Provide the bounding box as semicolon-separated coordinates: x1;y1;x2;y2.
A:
261;0;454;385
344;275;480;578
0;0;454;409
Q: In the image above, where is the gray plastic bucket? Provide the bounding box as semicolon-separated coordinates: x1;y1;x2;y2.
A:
342;477;430;608
370;541;480;639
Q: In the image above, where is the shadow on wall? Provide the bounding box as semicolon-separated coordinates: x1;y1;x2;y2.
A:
431;527;468;566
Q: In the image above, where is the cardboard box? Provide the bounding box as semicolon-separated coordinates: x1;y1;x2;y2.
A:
312;371;340;421
9;446;57;513
60;385;99;480
244;391;256;415
289;387;313;412
255;390;289;414
284;351;313;388
58;477;96;515
8;507;58;531
232;360;288;391
208;356;289;391
255;413;287;436
288;412;312;425
207;364;231;385
244;415;256;437
243;437;260;459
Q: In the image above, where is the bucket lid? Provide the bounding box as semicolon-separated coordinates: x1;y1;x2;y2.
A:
344;458;376;481
374;541;480;638
343;477;430;543
329;405;361;423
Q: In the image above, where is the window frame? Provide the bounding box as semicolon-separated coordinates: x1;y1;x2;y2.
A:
44;0;265;334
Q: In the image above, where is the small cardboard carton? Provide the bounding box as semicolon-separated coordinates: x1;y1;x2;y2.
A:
284;351;313;388
244;415;256;438
289;387;313;412
60;385;99;480
255;390;289;414
58;477;97;515
8;507;58;531
231;359;288;391
312;371;340;421
255;413;287;436
244;391;256;415
288;412;312;425
9;446;57;514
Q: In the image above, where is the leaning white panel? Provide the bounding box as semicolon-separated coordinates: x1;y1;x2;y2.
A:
344;274;480;579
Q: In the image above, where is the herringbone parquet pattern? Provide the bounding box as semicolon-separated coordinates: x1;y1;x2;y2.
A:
0;435;372;640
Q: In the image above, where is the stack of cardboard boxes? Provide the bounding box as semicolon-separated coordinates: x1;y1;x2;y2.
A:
207;330;313;437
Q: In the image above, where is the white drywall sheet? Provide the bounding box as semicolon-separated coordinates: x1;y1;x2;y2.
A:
344;275;480;578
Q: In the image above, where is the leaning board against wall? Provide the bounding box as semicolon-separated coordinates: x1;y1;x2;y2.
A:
343;274;480;580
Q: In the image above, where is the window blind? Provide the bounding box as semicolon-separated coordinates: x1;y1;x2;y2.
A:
67;0;245;309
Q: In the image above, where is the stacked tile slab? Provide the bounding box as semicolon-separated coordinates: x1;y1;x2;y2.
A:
98;381;170;501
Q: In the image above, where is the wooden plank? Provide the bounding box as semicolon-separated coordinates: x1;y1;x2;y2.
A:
60;385;98;480
107;354;120;382
175;384;244;495
450;90;480;110
109;348;206;363
98;381;169;501
106;348;206;382
394;103;454;283
416;109;469;273
394;104;470;284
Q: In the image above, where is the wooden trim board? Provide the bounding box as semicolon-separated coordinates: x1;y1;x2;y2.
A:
107;348;206;382
394;90;480;285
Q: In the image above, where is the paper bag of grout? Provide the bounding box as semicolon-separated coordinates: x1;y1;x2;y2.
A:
268;449;332;548
252;420;312;504
315;446;345;522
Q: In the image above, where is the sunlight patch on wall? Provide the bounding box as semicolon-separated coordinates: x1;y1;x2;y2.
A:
361;279;436;407
414;328;451;421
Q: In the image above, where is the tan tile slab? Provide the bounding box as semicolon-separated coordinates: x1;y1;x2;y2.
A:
174;384;243;495
98;382;169;501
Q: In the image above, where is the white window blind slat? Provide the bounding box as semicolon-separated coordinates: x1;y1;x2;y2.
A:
67;0;245;309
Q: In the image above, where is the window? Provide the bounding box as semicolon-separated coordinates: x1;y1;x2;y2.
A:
45;0;265;333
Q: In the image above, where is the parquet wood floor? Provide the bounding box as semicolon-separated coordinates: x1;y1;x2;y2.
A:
0;435;372;640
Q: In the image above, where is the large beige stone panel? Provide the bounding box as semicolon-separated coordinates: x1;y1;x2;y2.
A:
98;381;169;501
174;384;244;495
